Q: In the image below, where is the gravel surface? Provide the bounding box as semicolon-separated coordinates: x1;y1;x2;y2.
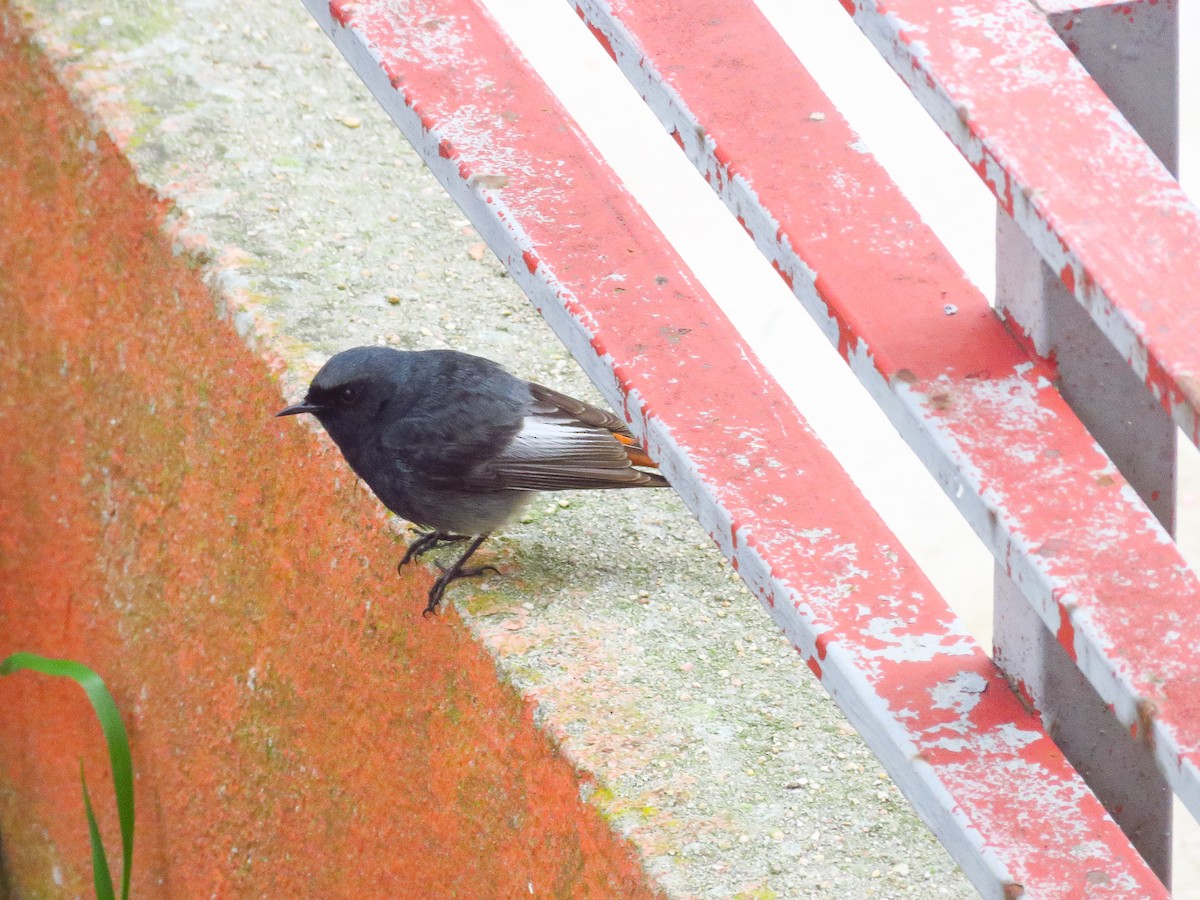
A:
18;0;977;894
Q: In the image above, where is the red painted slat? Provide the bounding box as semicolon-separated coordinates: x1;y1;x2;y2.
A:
570;0;1200;845
301;0;1163;892
841;0;1200;443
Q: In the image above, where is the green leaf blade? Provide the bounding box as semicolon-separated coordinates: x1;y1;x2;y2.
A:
81;764;115;900
1;653;135;900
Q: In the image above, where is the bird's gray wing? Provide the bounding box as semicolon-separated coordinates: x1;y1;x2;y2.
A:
463;384;667;491
525;382;634;436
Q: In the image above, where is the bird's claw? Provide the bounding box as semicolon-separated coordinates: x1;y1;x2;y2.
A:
398;530;469;570
433;561;500;579
411;533;494;615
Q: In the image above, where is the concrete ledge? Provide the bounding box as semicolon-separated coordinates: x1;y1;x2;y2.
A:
0;0;971;895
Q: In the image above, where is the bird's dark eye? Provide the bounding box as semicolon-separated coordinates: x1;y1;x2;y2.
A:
339;385;362;405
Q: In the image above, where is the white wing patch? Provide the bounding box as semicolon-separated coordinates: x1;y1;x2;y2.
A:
505;417;630;466
465;414;663;491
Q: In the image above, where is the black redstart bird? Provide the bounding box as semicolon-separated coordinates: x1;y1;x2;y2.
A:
277;346;667;613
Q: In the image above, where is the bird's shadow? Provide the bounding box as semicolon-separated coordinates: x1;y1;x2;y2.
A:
389;487;683;617
393;525;617;617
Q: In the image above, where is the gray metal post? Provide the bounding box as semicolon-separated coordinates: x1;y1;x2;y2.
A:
993;0;1179;884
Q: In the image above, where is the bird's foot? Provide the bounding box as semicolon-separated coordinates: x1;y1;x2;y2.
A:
433;560;501;579
420;533;493;615
399;530;469;570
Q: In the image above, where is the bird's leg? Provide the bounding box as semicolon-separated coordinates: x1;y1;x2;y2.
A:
398;529;469;570
423;533;497;614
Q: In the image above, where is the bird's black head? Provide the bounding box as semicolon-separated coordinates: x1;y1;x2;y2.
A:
276;346;411;454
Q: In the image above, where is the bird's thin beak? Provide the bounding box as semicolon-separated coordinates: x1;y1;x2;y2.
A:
276;402;320;417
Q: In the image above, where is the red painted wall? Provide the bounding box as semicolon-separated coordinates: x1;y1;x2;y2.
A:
0;11;659;897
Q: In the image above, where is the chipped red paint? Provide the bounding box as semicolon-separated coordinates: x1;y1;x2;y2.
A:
970;148;1014;215
814;633;830;662
304;0;1165;893
1056;604;1078;664
327;0;349;27
571;0;1200;865
768;259;793;291
841;0;1200;441
576;8;617;62
1060;264;1076;293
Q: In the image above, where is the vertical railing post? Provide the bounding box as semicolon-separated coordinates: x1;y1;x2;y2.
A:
992;0;1179;883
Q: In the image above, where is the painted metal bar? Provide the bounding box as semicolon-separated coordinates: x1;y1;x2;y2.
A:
301;0;1161;892
567;0;1200;838
993;2;1178;879
838;0;1200;446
